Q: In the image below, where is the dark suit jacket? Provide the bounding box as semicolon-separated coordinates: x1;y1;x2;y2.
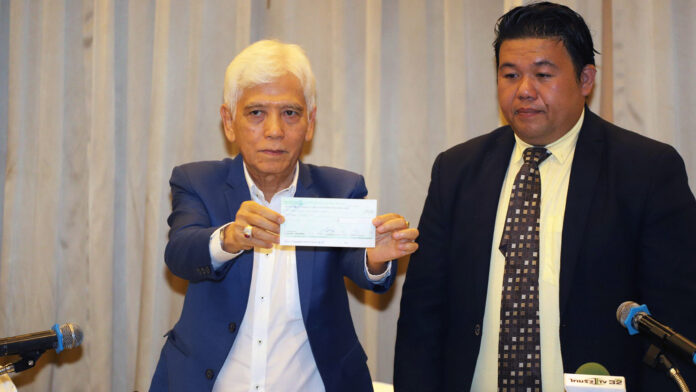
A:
150;155;395;392
394;109;696;391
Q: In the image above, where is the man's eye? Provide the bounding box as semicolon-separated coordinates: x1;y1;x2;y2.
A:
503;73;518;79
537;73;552;78
283;110;300;117
249;110;263;116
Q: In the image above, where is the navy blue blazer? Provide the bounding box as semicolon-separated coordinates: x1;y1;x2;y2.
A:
150;155;395;392
394;109;696;391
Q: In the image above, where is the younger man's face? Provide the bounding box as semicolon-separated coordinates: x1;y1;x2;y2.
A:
497;38;595;146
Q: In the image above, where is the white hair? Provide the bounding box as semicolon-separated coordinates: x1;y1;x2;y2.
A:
222;39;316;118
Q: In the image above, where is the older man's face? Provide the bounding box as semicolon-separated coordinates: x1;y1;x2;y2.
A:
221;73;315;184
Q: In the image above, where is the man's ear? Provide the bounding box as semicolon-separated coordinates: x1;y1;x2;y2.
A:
305;106;317;142
579;64;597;97
220;104;236;143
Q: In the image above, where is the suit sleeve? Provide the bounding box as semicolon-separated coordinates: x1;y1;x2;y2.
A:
394;153;449;391
638;146;696;381
164;165;230;282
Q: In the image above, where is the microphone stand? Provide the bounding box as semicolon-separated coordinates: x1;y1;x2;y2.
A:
0;349;45;376
644;344;690;392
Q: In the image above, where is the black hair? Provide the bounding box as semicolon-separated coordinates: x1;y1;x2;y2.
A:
493;1;598;80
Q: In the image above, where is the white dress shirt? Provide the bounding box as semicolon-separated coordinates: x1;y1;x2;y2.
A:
0;375;17;392
209;162;390;392
471;110;584;392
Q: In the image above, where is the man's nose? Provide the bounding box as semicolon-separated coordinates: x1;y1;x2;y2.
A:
517;75;537;100
264;113;284;138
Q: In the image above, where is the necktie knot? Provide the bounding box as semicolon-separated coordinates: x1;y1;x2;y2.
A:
523;147;551;168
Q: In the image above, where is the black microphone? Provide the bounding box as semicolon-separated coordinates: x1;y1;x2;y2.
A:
616;301;696;366
0;323;83;357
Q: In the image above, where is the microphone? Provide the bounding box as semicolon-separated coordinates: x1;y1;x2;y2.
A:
576;362;610;375
565;362;625;391
0;324;83;357
616;301;696;366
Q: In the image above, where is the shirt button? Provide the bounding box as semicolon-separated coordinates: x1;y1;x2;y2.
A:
205;369;214;379
474;324;481;336
228;322;236;333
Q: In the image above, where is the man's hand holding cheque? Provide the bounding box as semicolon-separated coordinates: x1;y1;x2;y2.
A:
367;213;419;274
221;200;284;253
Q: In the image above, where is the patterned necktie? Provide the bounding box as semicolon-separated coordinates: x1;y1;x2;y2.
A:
498;147;551;392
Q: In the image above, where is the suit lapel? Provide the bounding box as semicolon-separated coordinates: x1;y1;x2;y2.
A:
293;162;316;323
471;130;516;310
559;110;604;317
224;155;252;210
224;156;254;311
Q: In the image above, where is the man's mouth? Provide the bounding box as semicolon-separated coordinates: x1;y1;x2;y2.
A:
515;108;544;117
259;149;286;156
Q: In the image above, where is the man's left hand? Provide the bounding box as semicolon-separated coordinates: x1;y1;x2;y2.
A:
366;213;419;274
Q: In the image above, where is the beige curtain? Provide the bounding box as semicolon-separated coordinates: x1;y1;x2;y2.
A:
1;1;694;390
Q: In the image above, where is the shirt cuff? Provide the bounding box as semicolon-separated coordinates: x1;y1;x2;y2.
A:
209;223;243;270
364;250;392;283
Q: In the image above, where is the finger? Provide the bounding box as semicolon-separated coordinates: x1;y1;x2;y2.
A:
248;226;280;246
372;213;401;227
396;240;419;254
239;201;285;224
247;236;276;249
248;202;285;224
243;213;282;235
237;204;283;234
375;216;410;234
232;223;278;249
392;228;420;241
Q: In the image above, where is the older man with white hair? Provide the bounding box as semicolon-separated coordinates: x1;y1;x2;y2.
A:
149;40;418;392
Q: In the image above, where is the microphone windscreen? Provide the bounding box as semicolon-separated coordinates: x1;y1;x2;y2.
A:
616;301;639;325
575;362;610;376
59;323;84;349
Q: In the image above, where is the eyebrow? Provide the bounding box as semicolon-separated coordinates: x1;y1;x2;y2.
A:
243;102;304;112
498;60;559;69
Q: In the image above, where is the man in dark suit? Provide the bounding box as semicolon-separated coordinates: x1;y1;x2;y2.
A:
394;2;696;391
150;40;419;392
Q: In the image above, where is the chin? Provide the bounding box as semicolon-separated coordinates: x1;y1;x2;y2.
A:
259;163;292;174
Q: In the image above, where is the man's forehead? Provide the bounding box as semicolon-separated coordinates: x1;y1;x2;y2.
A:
501;36;565;48
240;73;303;91
237;75;306;108
498;38;568;65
